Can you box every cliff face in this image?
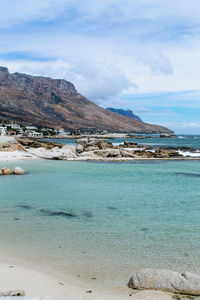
[106,108,142,122]
[0,67,172,133]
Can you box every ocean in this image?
[0,159,200,288]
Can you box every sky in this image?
[0,0,200,133]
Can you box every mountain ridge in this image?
[0,66,172,134]
[106,107,142,122]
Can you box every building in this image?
[28,131,43,137]
[0,126,6,136]
[55,129,69,136]
[6,130,16,136]
[26,126,38,130]
[10,123,21,130]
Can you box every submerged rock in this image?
[128,268,200,296]
[13,167,26,175]
[40,209,76,218]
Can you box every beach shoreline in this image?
[0,260,174,299]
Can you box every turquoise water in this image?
[109,134,200,150]
[46,134,200,150]
[0,160,200,287]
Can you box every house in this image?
[55,129,69,136]
[28,131,43,137]
[26,125,38,130]
[6,130,16,136]
[0,126,6,136]
[10,123,21,130]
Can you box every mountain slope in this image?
[106,108,142,122]
[0,67,172,133]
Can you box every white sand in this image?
[0,151,37,161]
[0,262,175,300]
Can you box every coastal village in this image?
[0,121,69,137]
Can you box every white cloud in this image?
[0,0,200,134]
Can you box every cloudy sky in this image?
[0,0,200,133]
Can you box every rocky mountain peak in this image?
[0,66,173,133]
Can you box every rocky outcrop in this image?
[0,66,172,133]
[16,138,63,150]
[76,138,113,153]
[153,149,182,158]
[128,268,200,296]
[0,136,25,152]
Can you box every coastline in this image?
[0,156,199,299]
[0,150,200,162]
[0,261,173,299]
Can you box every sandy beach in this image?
[0,262,174,299]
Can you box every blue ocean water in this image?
[109,134,200,150]
[0,159,200,287]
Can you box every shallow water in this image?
[0,159,200,287]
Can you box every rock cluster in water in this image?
[128,268,200,296]
[0,167,26,175]
[75,138,182,159]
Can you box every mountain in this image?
[106,108,142,122]
[0,66,172,133]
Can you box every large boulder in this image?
[128,268,200,296]
[153,149,182,158]
[1,167,13,175]
[13,167,26,175]
[94,149,121,158]
[120,149,137,158]
[123,141,142,148]
[76,143,84,154]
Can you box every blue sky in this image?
[0,0,200,133]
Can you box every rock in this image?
[160,134,177,138]
[133,150,154,158]
[128,268,200,296]
[153,149,182,158]
[0,290,25,296]
[77,138,113,152]
[77,138,89,147]
[13,167,26,175]
[120,149,137,158]
[7,144,26,151]
[1,167,13,175]
[17,138,63,150]
[94,149,121,158]
[123,141,141,148]
[76,143,84,154]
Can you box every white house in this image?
[28,131,43,137]
[55,129,69,136]
[26,126,38,130]
[10,123,21,130]
[0,126,6,136]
